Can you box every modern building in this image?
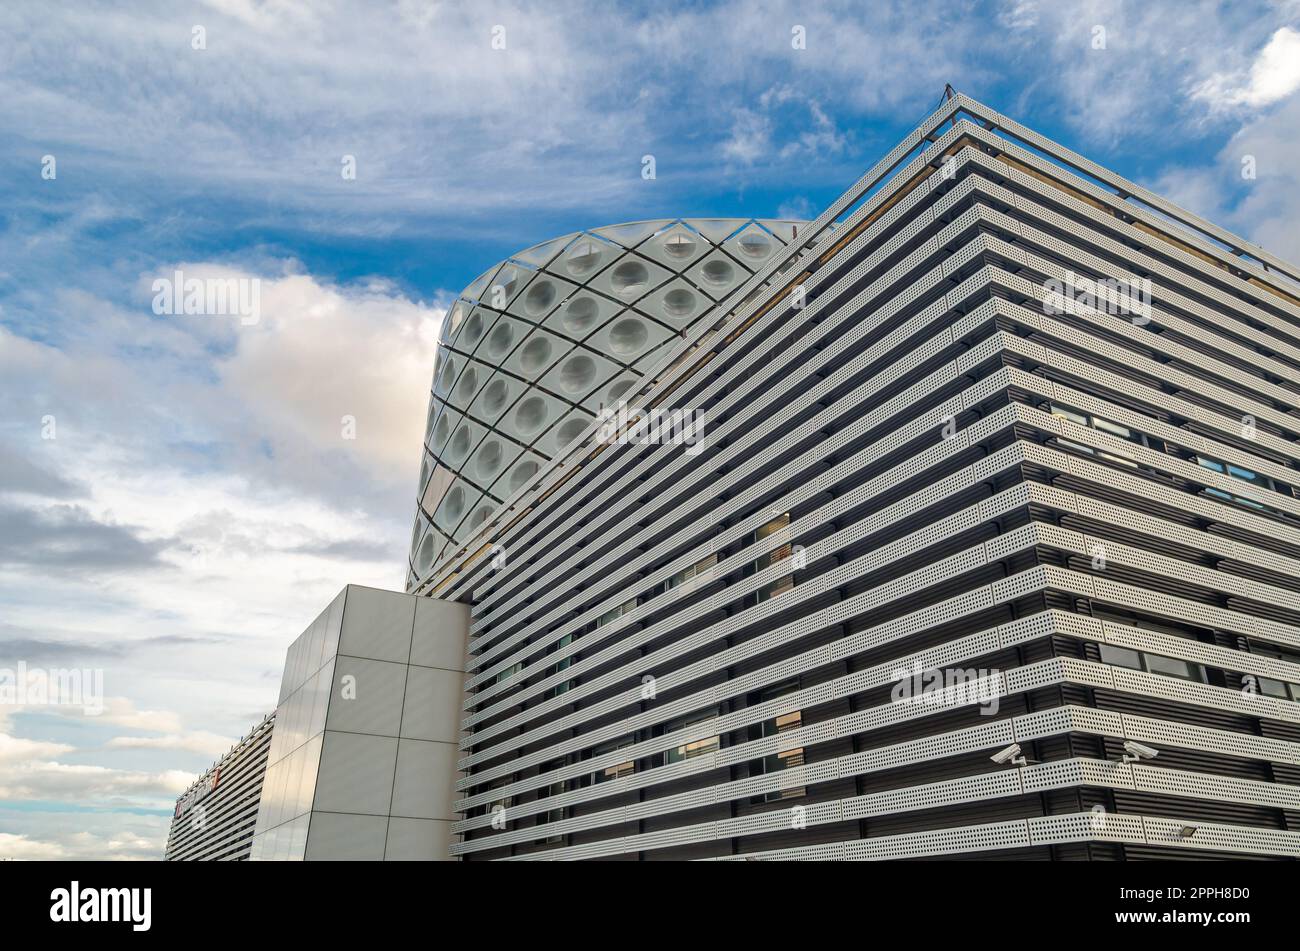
[194,92,1300,861]
[164,712,275,861]
[412,93,1300,860]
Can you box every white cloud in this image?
[722,109,772,165]
[1211,94,1300,264]
[0,761,193,803]
[0,832,67,860]
[1194,27,1300,110]
[1148,165,1230,226]
[999,0,1040,30]
[0,730,192,804]
[1140,91,1300,268]
[210,268,444,482]
[0,824,170,862]
[985,2,1300,145]
[93,698,186,734]
[105,731,236,757]
[0,733,73,765]
[776,196,815,220]
[0,2,655,224]
[0,260,443,857]
[721,87,846,168]
[2,695,200,739]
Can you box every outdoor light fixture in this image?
[1179,826,1199,839]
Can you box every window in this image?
[751,514,795,603]
[1255,676,1300,702]
[486,776,514,815]
[543,633,576,699]
[596,598,638,629]
[1052,405,1088,427]
[1142,653,1203,682]
[646,553,720,599]
[1196,455,1281,513]
[591,737,635,784]
[1092,417,1134,440]
[761,711,806,801]
[666,553,718,592]
[536,759,567,843]
[750,680,805,801]
[1196,456,1266,484]
[1226,462,1270,489]
[1098,643,1142,671]
[663,708,720,765]
[1048,403,1141,468]
[1204,485,1265,509]
[1098,643,1206,683]
[494,661,523,685]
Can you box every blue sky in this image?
[2,0,1300,858]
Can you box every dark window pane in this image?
[1144,653,1202,681]
[1099,644,1142,670]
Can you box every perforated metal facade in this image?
[408,217,811,585]
[165,713,275,861]
[412,95,1300,860]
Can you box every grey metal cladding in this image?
[433,95,1300,860]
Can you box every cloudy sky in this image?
[2,0,1300,860]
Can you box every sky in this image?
[2,0,1300,860]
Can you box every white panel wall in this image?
[251,584,469,861]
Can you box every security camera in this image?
[990,743,1026,766]
[1122,740,1159,763]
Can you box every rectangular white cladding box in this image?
[249,585,469,861]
